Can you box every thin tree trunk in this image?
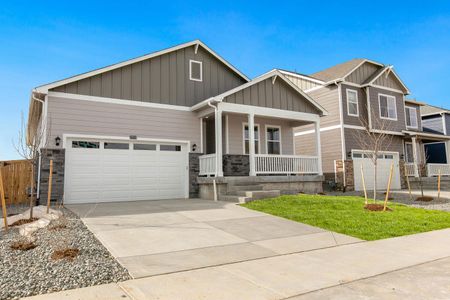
[373,161,378,201]
[29,162,34,219]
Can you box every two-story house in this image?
[282,59,438,191]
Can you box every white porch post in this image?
[215,108,223,177]
[314,120,323,175]
[248,113,256,176]
[412,137,419,177]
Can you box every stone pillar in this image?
[335,159,354,191]
[399,159,407,189]
[189,153,202,198]
[38,148,65,204]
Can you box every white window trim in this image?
[242,123,260,155]
[404,142,414,163]
[265,125,282,155]
[189,60,203,82]
[346,89,359,117]
[378,93,398,121]
[405,106,418,129]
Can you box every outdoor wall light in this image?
[192,143,197,152]
[55,136,61,146]
[347,151,352,159]
[400,154,405,160]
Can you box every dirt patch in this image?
[48,224,67,231]
[10,218,39,227]
[51,248,80,261]
[10,241,37,251]
[416,196,434,202]
[364,204,392,212]
[317,192,327,195]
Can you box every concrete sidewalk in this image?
[25,228,450,300]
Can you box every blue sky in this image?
[1,1,449,159]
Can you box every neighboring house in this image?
[420,104,450,167]
[27,40,327,204]
[281,58,448,191]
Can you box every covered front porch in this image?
[403,131,450,177]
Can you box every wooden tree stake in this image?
[383,163,394,211]
[404,165,413,201]
[46,160,54,214]
[361,165,368,205]
[0,169,8,231]
[438,169,441,201]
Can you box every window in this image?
[384,154,394,159]
[72,141,99,149]
[133,144,156,151]
[266,126,281,155]
[352,152,363,158]
[405,106,418,128]
[379,94,397,120]
[104,142,129,150]
[346,89,359,117]
[189,60,202,82]
[405,143,414,163]
[243,124,260,154]
[160,145,181,151]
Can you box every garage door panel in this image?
[65,139,187,204]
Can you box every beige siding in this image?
[51,46,246,107]
[346,62,381,84]
[295,128,342,179]
[226,114,294,155]
[373,72,405,91]
[224,77,320,114]
[345,128,404,155]
[46,95,201,151]
[283,74,321,90]
[368,87,406,132]
[341,84,369,126]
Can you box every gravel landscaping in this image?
[0,207,131,300]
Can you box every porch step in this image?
[233,190,281,200]
[227,184,264,192]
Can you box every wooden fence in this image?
[0,160,31,205]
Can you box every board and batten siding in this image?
[373,72,405,92]
[226,114,295,155]
[346,62,381,85]
[282,73,321,91]
[45,95,201,150]
[341,84,369,127]
[223,77,320,114]
[50,46,246,107]
[368,86,406,132]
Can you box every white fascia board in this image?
[35,40,249,93]
[370,129,405,136]
[403,130,450,140]
[218,102,320,123]
[295,124,341,136]
[362,67,410,94]
[48,91,192,111]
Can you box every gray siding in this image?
[446,114,450,135]
[346,62,381,84]
[345,128,404,155]
[45,95,201,151]
[405,103,422,131]
[224,77,320,114]
[283,74,321,91]
[226,114,294,155]
[373,72,405,91]
[368,86,406,132]
[341,84,369,126]
[51,46,247,107]
[422,115,444,134]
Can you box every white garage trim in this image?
[63,134,190,203]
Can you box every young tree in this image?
[353,103,394,201]
[13,107,49,219]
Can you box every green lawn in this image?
[242,194,450,241]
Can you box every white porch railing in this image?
[426,164,450,177]
[405,163,418,177]
[255,154,320,175]
[199,154,216,176]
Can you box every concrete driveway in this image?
[68,199,360,278]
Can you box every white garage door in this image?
[353,151,401,192]
[64,139,188,204]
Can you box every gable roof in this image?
[310,58,374,82]
[192,70,328,116]
[34,40,250,93]
[362,66,410,94]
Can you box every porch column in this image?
[314,121,323,175]
[248,113,256,176]
[215,109,224,177]
[412,137,419,177]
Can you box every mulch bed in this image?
[10,241,37,251]
[51,248,80,261]
[416,196,434,202]
[10,218,39,227]
[364,204,392,212]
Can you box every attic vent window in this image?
[189,60,202,82]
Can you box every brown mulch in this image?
[416,196,434,202]
[10,241,37,251]
[48,224,67,231]
[51,248,80,261]
[10,218,39,227]
[364,204,392,212]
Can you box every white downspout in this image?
[32,92,46,201]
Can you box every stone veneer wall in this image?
[399,160,407,189]
[189,153,202,198]
[335,160,354,191]
[38,148,65,204]
[223,155,249,176]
